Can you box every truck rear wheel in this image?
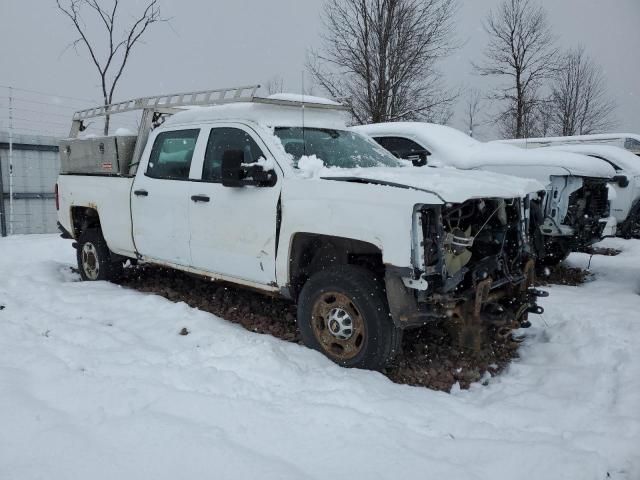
[76,229,123,282]
[297,265,402,370]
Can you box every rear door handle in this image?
[134,189,148,197]
[191,195,210,203]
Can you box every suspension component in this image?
[528,288,549,298]
[528,305,544,315]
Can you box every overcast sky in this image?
[1,0,638,139]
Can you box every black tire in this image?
[297,265,402,370]
[76,228,123,282]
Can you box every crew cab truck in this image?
[56,87,546,370]
[354,122,617,265]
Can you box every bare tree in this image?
[56,0,166,134]
[475,0,558,138]
[548,47,616,136]
[265,76,285,95]
[308,0,459,125]
[531,97,553,137]
[465,88,483,137]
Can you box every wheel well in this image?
[288,233,384,297]
[71,206,101,239]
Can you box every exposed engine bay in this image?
[420,197,531,296]
[386,197,545,351]
[563,177,610,248]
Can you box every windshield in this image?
[274,127,403,168]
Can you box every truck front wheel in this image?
[297,265,402,370]
[76,229,123,282]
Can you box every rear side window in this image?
[374,136,429,166]
[146,129,200,180]
[374,136,429,158]
[202,127,265,182]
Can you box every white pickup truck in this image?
[354,122,616,265]
[56,87,546,370]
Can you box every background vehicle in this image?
[354,122,616,265]
[529,144,640,239]
[56,87,545,370]
[497,133,640,157]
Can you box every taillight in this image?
[55,183,59,211]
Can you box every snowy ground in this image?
[1,235,639,480]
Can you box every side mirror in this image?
[397,150,429,167]
[221,149,244,187]
[613,175,629,188]
[221,150,277,187]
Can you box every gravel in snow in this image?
[0,234,638,479]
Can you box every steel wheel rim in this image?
[311,291,365,361]
[81,242,100,280]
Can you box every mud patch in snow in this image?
[116,265,519,391]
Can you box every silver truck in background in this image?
[498,137,640,239]
[496,133,640,157]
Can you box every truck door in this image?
[188,125,282,285]
[131,128,202,266]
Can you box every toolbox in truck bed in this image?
[59,135,138,175]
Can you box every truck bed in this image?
[57,174,136,257]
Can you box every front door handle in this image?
[134,189,148,197]
[191,195,210,203]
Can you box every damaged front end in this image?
[385,197,547,351]
[541,176,613,250]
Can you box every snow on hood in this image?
[545,145,640,176]
[319,165,544,203]
[353,122,616,179]
[460,142,616,178]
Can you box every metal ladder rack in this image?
[67,84,347,175]
[71,85,261,123]
[69,85,262,174]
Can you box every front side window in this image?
[273,127,402,169]
[146,129,199,180]
[203,127,265,182]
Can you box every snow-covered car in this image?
[56,88,546,370]
[527,145,640,238]
[353,122,617,265]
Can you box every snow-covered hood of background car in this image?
[319,166,544,204]
[460,143,617,178]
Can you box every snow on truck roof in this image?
[164,94,349,129]
[354,122,616,179]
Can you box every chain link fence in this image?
[0,131,60,236]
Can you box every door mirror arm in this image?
[402,150,430,167]
[613,175,629,188]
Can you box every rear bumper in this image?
[57,221,73,239]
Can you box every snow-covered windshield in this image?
[274,127,403,168]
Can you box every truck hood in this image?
[320,166,544,204]
[459,143,617,179]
